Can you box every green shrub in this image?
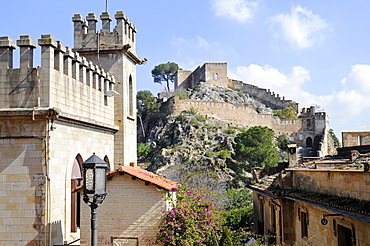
[188,106,198,115]
[218,150,231,159]
[222,206,254,230]
[226,126,236,134]
[174,91,189,100]
[190,118,199,128]
[137,143,152,158]
[205,151,217,157]
[195,114,207,122]
[175,113,186,122]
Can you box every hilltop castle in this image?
[164,62,334,158]
[0,11,148,245]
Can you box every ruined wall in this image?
[163,96,301,137]
[175,63,228,91]
[80,175,168,246]
[161,95,332,156]
[231,80,297,111]
[342,131,370,147]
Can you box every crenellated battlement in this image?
[72,11,137,52]
[0,34,116,124]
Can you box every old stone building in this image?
[249,144,370,245]
[342,131,370,147]
[74,165,179,246]
[0,10,151,245]
[170,62,334,158]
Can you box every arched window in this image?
[71,155,83,233]
[104,155,111,172]
[306,137,313,148]
[214,73,218,80]
[129,75,133,116]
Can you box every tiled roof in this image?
[72,165,180,193]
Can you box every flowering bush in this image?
[156,188,222,245]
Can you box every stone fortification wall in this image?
[175,63,228,91]
[72,11,145,167]
[342,131,370,147]
[231,80,297,111]
[162,96,301,137]
[73,11,137,52]
[0,35,116,125]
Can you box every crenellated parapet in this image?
[0,34,116,124]
[72,11,137,53]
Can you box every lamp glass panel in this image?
[95,168,106,194]
[85,168,94,191]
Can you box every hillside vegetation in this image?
[137,84,289,191]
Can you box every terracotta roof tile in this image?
[115,166,180,191]
[72,166,180,193]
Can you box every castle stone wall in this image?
[0,35,116,126]
[165,96,301,137]
[342,131,370,147]
[73,11,144,167]
[232,80,297,111]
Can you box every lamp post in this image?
[82,153,108,246]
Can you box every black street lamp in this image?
[82,153,108,246]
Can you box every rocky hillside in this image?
[140,111,249,191]
[138,84,287,191]
[186,83,274,114]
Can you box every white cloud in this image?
[269,5,330,49]
[210,0,259,22]
[231,63,370,134]
[335,65,370,117]
[232,64,311,103]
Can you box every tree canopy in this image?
[151,62,180,91]
[233,126,279,168]
[136,90,160,119]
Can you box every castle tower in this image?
[72,11,147,167]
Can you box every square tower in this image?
[72,11,147,167]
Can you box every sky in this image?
[1,0,370,140]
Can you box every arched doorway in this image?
[306,137,313,149]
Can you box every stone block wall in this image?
[0,118,47,246]
[73,11,142,167]
[231,80,297,111]
[79,174,168,246]
[292,200,370,245]
[0,114,116,245]
[0,35,116,126]
[342,132,370,147]
[164,96,301,137]
[292,169,370,201]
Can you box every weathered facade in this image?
[249,146,370,245]
[342,131,370,147]
[0,11,146,245]
[171,62,333,157]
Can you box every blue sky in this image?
[2,0,370,140]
